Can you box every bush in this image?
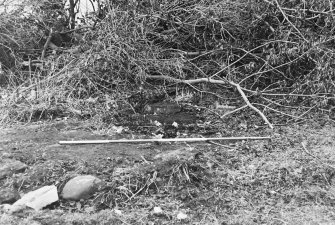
[0,0,334,123]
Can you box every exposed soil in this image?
[1,118,335,225]
[0,120,159,162]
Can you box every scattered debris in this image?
[61,175,104,201]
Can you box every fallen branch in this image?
[59,136,271,145]
[145,74,274,129]
[230,81,274,129]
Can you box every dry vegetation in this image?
[0,0,334,124]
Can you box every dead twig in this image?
[273,0,307,42]
[253,103,309,121]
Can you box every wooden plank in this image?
[59,136,271,145]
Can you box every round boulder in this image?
[61,175,103,201]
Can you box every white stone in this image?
[153,206,163,214]
[177,212,188,220]
[12,185,58,211]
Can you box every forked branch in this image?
[145,74,274,129]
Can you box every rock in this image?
[0,159,28,179]
[61,175,104,200]
[0,188,20,204]
[25,185,59,211]
[6,185,58,213]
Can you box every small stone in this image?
[0,188,20,204]
[177,212,188,220]
[61,175,104,200]
[153,206,163,214]
[0,159,28,179]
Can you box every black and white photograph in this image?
[0,0,334,224]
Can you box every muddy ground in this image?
[1,119,335,224]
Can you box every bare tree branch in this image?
[145,74,274,129]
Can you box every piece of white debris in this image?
[172,121,178,128]
[114,209,122,215]
[112,125,124,134]
[152,133,163,139]
[153,206,163,214]
[7,185,58,213]
[177,212,188,220]
[154,121,162,127]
